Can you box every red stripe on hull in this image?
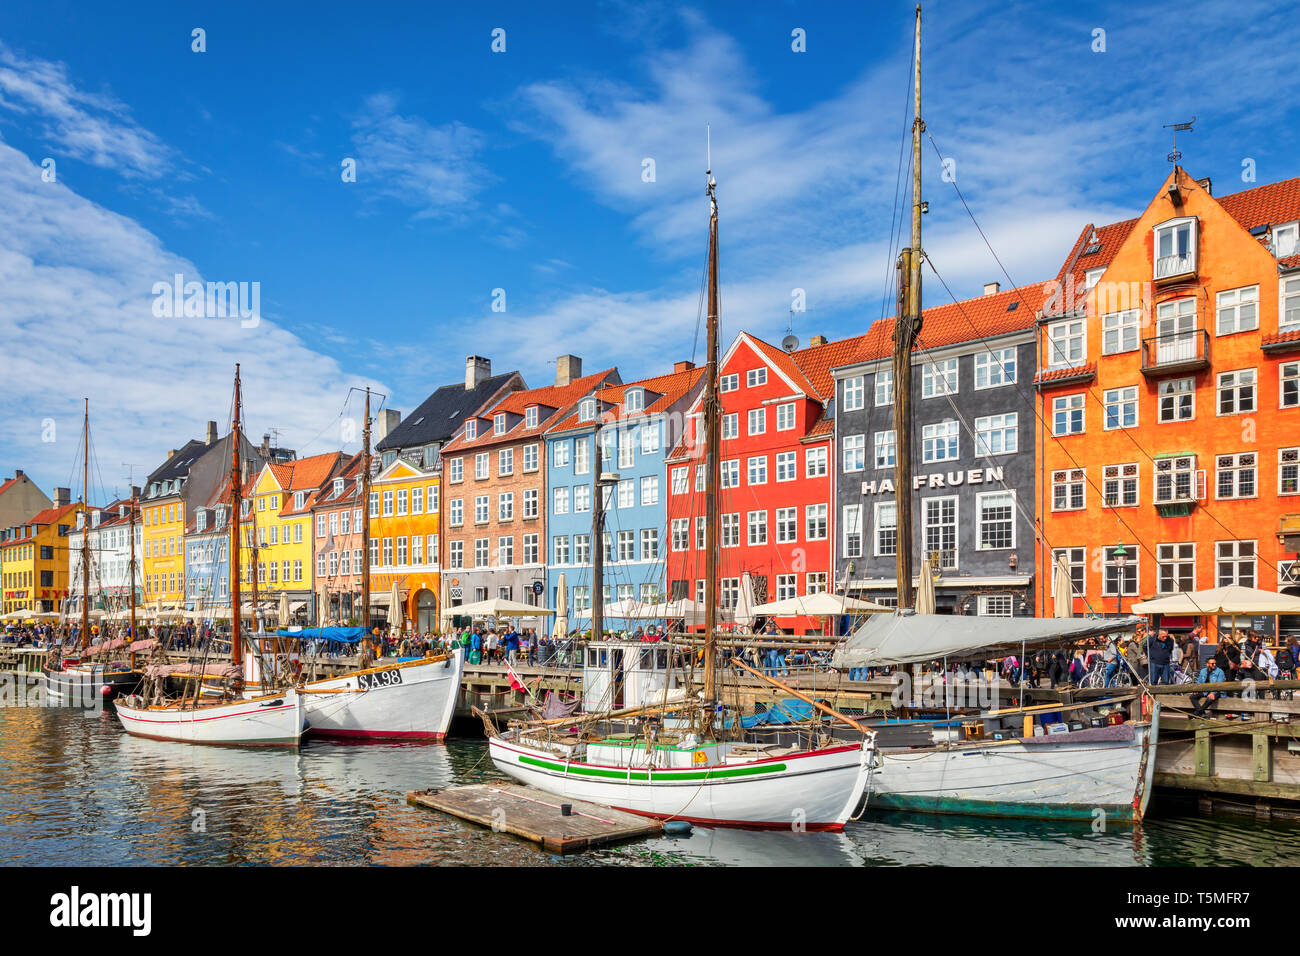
[611,805,846,832]
[117,730,300,748]
[308,727,448,741]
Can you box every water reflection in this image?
[3,708,1300,866]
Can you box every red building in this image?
[666,331,865,633]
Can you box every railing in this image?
[1155,253,1195,280]
[1141,328,1209,373]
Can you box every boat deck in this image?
[406,784,662,853]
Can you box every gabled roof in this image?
[443,368,620,453]
[1054,218,1139,293]
[4,502,81,545]
[376,371,521,452]
[306,452,364,510]
[144,439,208,494]
[546,365,705,434]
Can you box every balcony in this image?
[1141,329,1209,377]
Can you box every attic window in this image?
[1274,223,1299,259]
[1083,243,1103,256]
[525,406,538,429]
[412,416,424,426]
[1006,301,1019,312]
[494,413,507,436]
[625,388,645,412]
[465,420,477,440]
[333,478,344,496]
[1249,224,1269,237]
[579,398,597,422]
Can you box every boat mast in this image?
[128,491,137,641]
[702,149,721,709]
[893,4,924,610]
[230,365,244,671]
[591,442,606,642]
[361,387,372,634]
[80,399,90,649]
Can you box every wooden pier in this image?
[406,784,662,853]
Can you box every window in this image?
[473,495,488,523]
[1154,455,1199,503]
[411,535,423,565]
[618,435,635,469]
[1215,452,1257,499]
[1218,369,1256,415]
[974,413,1017,456]
[411,487,424,515]
[1052,469,1086,511]
[1158,377,1195,422]
[474,538,489,567]
[316,514,327,538]
[974,347,1016,388]
[671,519,689,552]
[776,403,796,431]
[1281,362,1300,409]
[806,572,828,595]
[1283,276,1300,329]
[553,487,570,515]
[720,373,739,392]
[641,426,659,454]
[978,595,1014,617]
[843,434,865,472]
[776,452,797,482]
[721,514,740,548]
[747,456,768,485]
[1101,310,1140,355]
[1052,547,1086,599]
[921,420,959,463]
[641,528,659,559]
[523,489,538,518]
[976,491,1015,550]
[382,538,393,566]
[746,368,767,388]
[873,430,896,468]
[1103,546,1138,597]
[574,440,590,475]
[449,498,463,526]
[695,516,706,550]
[525,406,538,429]
[382,491,393,516]
[640,475,659,505]
[1104,386,1138,430]
[922,497,958,569]
[396,536,408,566]
[1046,319,1086,368]
[464,420,477,440]
[625,389,644,413]
[842,504,862,557]
[498,536,513,566]
[1274,223,1299,258]
[875,370,894,406]
[1154,217,1196,278]
[617,479,634,508]
[448,541,463,568]
[499,492,515,520]
[499,448,514,476]
[806,446,827,478]
[579,399,596,422]
[1103,463,1139,507]
[449,458,463,483]
[776,507,797,543]
[396,489,409,515]
[671,467,688,495]
[1052,394,1085,435]
[553,441,570,468]
[1216,285,1258,335]
[806,503,827,540]
[843,376,865,410]
[721,413,738,440]
[770,574,793,601]
[1158,543,1195,593]
[922,358,958,398]
[573,534,591,563]
[1280,447,1300,495]
[747,510,767,546]
[470,453,488,480]
[747,408,766,436]
[1217,540,1256,587]
[721,460,739,489]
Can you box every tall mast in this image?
[230,365,244,670]
[128,491,137,641]
[80,398,90,648]
[361,387,372,632]
[702,154,721,709]
[893,4,923,610]
[591,454,606,642]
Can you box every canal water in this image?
[2,707,1297,866]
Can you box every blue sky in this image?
[1,0,1297,504]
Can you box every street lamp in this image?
[1113,542,1128,617]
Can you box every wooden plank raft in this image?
[406,785,662,854]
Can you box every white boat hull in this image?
[869,710,1159,822]
[489,735,874,831]
[113,690,306,747]
[301,651,464,740]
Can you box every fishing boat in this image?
[114,365,306,747]
[487,159,876,831]
[835,612,1160,822]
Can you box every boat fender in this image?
[663,821,692,837]
[100,685,112,696]
[692,750,707,765]
[261,698,285,707]
[444,656,451,669]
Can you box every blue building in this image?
[184,499,232,617]
[544,363,704,633]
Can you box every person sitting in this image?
[1190,658,1227,717]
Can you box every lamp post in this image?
[1113,542,1128,618]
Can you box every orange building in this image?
[1036,169,1300,623]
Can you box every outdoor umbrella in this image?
[389,583,403,632]
[915,561,937,615]
[552,573,568,639]
[1131,585,1300,615]
[1053,552,1074,618]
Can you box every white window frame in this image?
[1216,285,1259,336]
[973,347,1016,389]
[975,490,1015,551]
[1102,310,1140,355]
[1103,386,1139,431]
[1153,217,1197,279]
[921,358,959,398]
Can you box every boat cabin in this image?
[581,640,681,713]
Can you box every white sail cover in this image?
[831,611,1142,668]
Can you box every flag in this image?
[506,660,535,700]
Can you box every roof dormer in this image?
[624,387,645,413]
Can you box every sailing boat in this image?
[835,6,1159,822]
[114,366,306,746]
[486,161,876,830]
[43,400,139,704]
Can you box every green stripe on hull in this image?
[517,754,788,782]
[867,792,1136,823]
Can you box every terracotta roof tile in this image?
[1034,362,1097,384]
[443,368,619,452]
[547,366,705,434]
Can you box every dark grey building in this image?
[831,284,1040,616]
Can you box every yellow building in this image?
[142,493,187,607]
[367,457,442,631]
[240,452,344,624]
[1,502,82,616]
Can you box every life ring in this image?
[692,750,707,765]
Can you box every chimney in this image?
[206,420,218,445]
[167,449,177,461]
[555,354,582,387]
[984,282,1000,296]
[466,355,491,390]
[1196,177,1212,196]
[673,360,695,373]
[260,434,271,457]
[130,485,141,500]
[375,409,402,444]
[53,487,70,506]
[809,335,828,347]
[13,470,23,479]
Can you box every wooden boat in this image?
[486,165,876,830]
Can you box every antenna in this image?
[782,308,799,352]
[1162,117,1196,165]
[705,124,716,197]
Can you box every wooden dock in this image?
[406,784,662,853]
